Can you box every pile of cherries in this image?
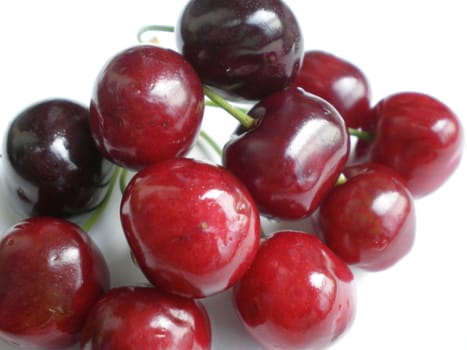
[0,1,464,349]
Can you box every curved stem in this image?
[119,168,129,194]
[348,127,373,142]
[199,130,223,157]
[203,86,256,129]
[81,166,121,232]
[137,24,175,43]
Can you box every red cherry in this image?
[291,50,371,128]
[314,163,416,271]
[353,92,464,197]
[80,286,211,350]
[0,217,110,349]
[120,158,261,298]
[234,231,356,350]
[223,88,350,220]
[89,45,205,170]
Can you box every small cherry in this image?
[80,286,212,350]
[90,45,205,170]
[291,50,371,128]
[314,162,416,271]
[234,230,356,350]
[120,158,261,298]
[223,87,350,220]
[352,91,464,197]
[0,217,110,349]
[176,0,304,101]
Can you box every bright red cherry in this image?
[0,217,110,349]
[353,92,464,197]
[314,163,416,271]
[234,231,356,350]
[80,286,212,350]
[120,158,261,298]
[89,45,205,171]
[176,0,304,101]
[4,99,113,218]
[291,50,371,128]
[223,88,350,220]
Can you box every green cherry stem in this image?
[348,127,373,142]
[199,130,223,157]
[203,86,256,129]
[81,166,121,232]
[137,24,175,42]
[119,168,130,194]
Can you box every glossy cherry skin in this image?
[0,217,110,349]
[234,231,356,350]
[223,88,350,220]
[4,99,113,218]
[176,0,304,101]
[353,92,464,197]
[80,286,211,350]
[90,45,205,170]
[291,50,371,128]
[314,163,416,271]
[120,158,261,298]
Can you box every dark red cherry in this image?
[80,286,211,350]
[4,99,113,218]
[90,45,205,170]
[120,158,261,298]
[353,92,464,197]
[314,163,416,271]
[0,217,110,349]
[176,0,304,101]
[223,88,350,220]
[291,50,371,128]
[234,231,356,350]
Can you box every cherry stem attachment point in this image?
[81,166,121,232]
[203,86,256,129]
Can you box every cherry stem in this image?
[119,168,129,194]
[137,24,175,42]
[81,166,121,232]
[203,86,256,129]
[348,127,373,142]
[199,130,223,157]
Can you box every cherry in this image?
[3,99,113,218]
[234,231,356,350]
[291,50,371,128]
[352,92,464,197]
[223,87,350,220]
[176,0,304,101]
[314,162,416,271]
[0,217,110,349]
[80,286,211,350]
[120,158,261,298]
[89,45,205,171]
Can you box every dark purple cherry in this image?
[223,88,350,220]
[4,99,113,218]
[90,45,204,171]
[291,50,371,128]
[176,0,304,101]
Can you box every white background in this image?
[0,1,466,349]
